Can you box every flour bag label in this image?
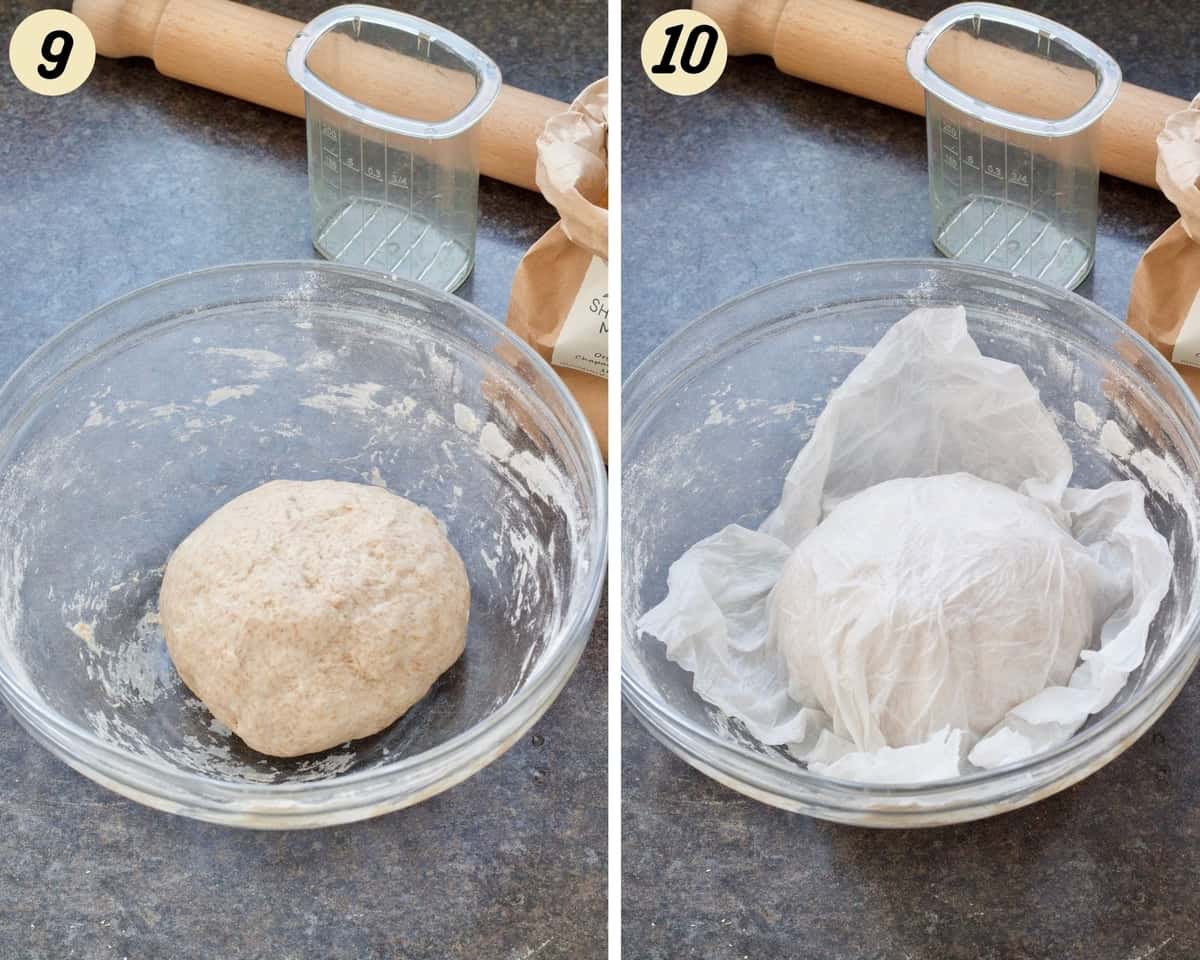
[1171,290,1200,369]
[552,255,609,379]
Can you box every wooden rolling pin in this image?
[694,0,1190,189]
[72,0,569,191]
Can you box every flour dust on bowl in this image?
[286,5,501,291]
[0,262,605,828]
[622,260,1200,827]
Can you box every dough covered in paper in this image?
[637,307,1172,783]
[770,473,1123,752]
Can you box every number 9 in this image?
[37,29,74,81]
[9,10,96,96]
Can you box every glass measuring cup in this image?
[286,6,501,292]
[906,3,1121,289]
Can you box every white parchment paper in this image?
[637,307,1172,783]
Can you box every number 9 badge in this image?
[9,9,96,96]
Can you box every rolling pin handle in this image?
[73,0,171,60]
[693,0,789,56]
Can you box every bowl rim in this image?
[0,260,608,815]
[621,257,1200,818]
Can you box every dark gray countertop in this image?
[0,2,606,958]
[622,1,1200,958]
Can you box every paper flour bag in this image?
[507,78,608,459]
[1128,94,1200,395]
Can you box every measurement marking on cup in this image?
[941,196,1004,252]
[387,221,433,273]
[1010,218,1053,273]
[362,210,413,266]
[321,201,357,236]
[416,241,455,283]
[1037,237,1078,282]
[332,205,383,259]
[981,207,1033,262]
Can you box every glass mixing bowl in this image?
[623,259,1200,827]
[0,262,606,828]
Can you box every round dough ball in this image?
[160,479,469,757]
[769,473,1109,752]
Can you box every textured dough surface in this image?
[160,479,469,757]
[769,473,1109,752]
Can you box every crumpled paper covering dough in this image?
[771,473,1126,754]
[638,307,1172,783]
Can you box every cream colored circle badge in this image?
[9,10,96,96]
[641,10,728,97]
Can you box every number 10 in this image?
[649,23,718,75]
